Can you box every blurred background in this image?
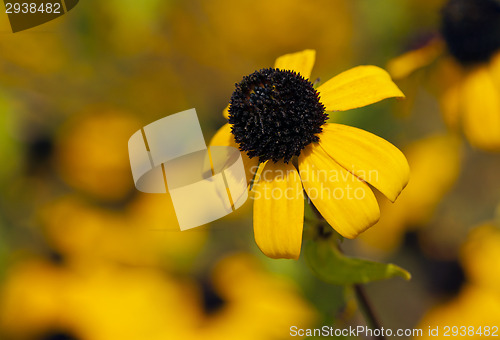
[0,0,499,339]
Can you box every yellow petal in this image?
[462,65,500,151]
[253,161,304,259]
[249,160,268,192]
[298,143,380,239]
[209,123,233,147]
[209,123,259,185]
[223,105,230,119]
[274,49,316,80]
[319,124,409,202]
[387,39,444,79]
[317,65,405,111]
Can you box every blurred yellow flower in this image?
[55,108,141,201]
[0,260,199,340]
[127,193,209,265]
[198,254,317,340]
[211,50,409,259]
[416,223,500,339]
[0,254,316,340]
[460,223,500,290]
[416,285,500,339]
[40,194,207,268]
[388,0,500,151]
[358,134,462,255]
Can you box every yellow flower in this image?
[387,0,500,151]
[211,50,409,260]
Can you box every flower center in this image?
[228,68,328,163]
[441,0,500,64]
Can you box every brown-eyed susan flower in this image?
[388,0,500,151]
[210,50,410,260]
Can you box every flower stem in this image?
[354,284,385,340]
[305,198,386,339]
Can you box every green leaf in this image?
[303,237,411,285]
